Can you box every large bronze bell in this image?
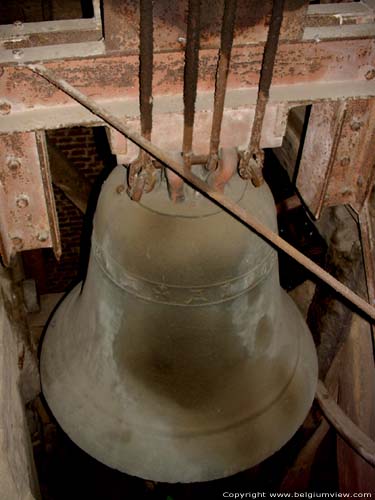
[41,163,318,483]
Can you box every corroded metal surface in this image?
[0,131,60,265]
[297,98,375,218]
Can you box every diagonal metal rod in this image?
[27,63,375,323]
[207,0,237,172]
[182,0,201,169]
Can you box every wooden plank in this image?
[336,314,375,492]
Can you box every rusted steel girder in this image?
[297,99,375,217]
[0,131,60,265]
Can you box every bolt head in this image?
[11,237,23,250]
[37,231,49,242]
[350,121,361,132]
[12,49,24,59]
[0,101,11,115]
[340,157,350,167]
[365,69,375,80]
[7,157,21,171]
[116,184,125,194]
[16,195,29,208]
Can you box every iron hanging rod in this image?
[139,0,153,141]
[27,63,375,323]
[239,0,286,185]
[127,0,155,201]
[207,0,237,172]
[182,0,201,169]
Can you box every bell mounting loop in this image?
[238,149,265,187]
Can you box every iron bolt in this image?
[340,157,350,167]
[12,49,24,59]
[7,158,21,171]
[11,237,24,250]
[350,121,361,132]
[0,101,11,115]
[16,195,29,208]
[37,231,49,242]
[365,69,375,80]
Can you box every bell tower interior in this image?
[0,0,374,497]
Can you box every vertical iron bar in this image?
[127,0,155,201]
[240,0,286,184]
[207,0,237,172]
[183,0,201,169]
[139,0,153,142]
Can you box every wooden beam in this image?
[46,140,91,214]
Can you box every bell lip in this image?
[40,288,318,484]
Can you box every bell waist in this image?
[91,235,278,307]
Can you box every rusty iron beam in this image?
[2,37,373,136]
[0,131,60,265]
[25,64,375,322]
[207,0,237,171]
[297,99,375,218]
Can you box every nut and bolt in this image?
[350,121,362,132]
[7,158,21,171]
[12,49,24,59]
[11,237,24,250]
[16,195,29,209]
[37,231,49,242]
[0,101,11,115]
[340,157,350,167]
[365,69,375,80]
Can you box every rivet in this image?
[0,101,11,115]
[350,121,361,132]
[16,195,29,208]
[37,231,49,242]
[116,184,125,194]
[11,237,24,250]
[12,49,24,59]
[365,69,375,80]
[340,157,350,167]
[7,157,21,171]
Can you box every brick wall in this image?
[43,127,107,293]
